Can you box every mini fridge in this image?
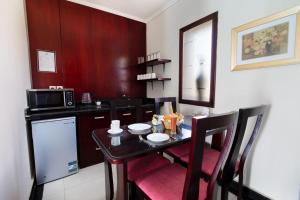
[31,117,78,185]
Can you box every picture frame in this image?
[37,50,57,73]
[179,12,218,107]
[231,6,300,71]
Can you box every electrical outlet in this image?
[49,86,57,89]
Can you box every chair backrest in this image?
[154,97,177,114]
[182,112,239,200]
[221,105,268,184]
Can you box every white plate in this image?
[128,123,151,131]
[107,128,123,135]
[147,133,170,143]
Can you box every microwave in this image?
[27,89,75,111]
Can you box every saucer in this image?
[107,128,123,135]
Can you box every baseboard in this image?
[229,181,271,200]
[29,180,44,200]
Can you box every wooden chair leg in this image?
[238,171,244,200]
[221,185,229,200]
[128,181,136,200]
[104,160,114,200]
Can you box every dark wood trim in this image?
[104,160,114,200]
[179,11,218,107]
[116,163,128,200]
[229,181,271,200]
[29,180,44,200]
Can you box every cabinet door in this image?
[141,107,155,122]
[116,109,137,125]
[78,112,111,168]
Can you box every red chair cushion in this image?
[165,142,191,158]
[127,153,170,181]
[135,163,207,200]
[235,160,240,173]
[181,146,220,176]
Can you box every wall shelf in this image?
[138,59,171,72]
[138,77,171,89]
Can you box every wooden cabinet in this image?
[26,0,146,98]
[116,108,137,125]
[25,0,64,88]
[140,106,155,122]
[78,111,111,168]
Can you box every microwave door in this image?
[29,91,65,111]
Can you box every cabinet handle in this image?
[145,111,153,114]
[95,147,101,151]
[122,113,132,116]
[94,116,105,120]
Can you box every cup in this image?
[170,116,177,134]
[95,101,101,106]
[157,51,161,59]
[111,136,121,146]
[111,120,120,130]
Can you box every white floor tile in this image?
[63,163,104,189]
[43,179,64,200]
[43,192,65,200]
[43,163,107,200]
[64,178,106,200]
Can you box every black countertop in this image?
[25,104,112,121]
[25,102,155,121]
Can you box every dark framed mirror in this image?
[179,12,218,107]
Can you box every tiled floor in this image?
[42,163,116,200]
[42,162,236,200]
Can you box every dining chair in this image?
[220,105,267,200]
[154,97,177,114]
[133,112,239,200]
[165,122,225,166]
[178,105,267,200]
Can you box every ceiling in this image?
[68,0,178,22]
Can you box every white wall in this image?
[0,0,33,199]
[147,0,300,199]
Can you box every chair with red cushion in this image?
[134,112,239,200]
[165,120,225,165]
[154,97,177,114]
[154,97,188,161]
[126,153,171,199]
[221,105,268,200]
[127,153,170,181]
[104,153,171,200]
[179,105,267,200]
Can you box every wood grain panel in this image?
[26,0,146,99]
[91,10,146,98]
[60,1,94,100]
[26,0,63,88]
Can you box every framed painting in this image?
[231,6,300,71]
[179,12,218,107]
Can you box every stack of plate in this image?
[128,123,152,135]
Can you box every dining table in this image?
[92,118,193,200]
